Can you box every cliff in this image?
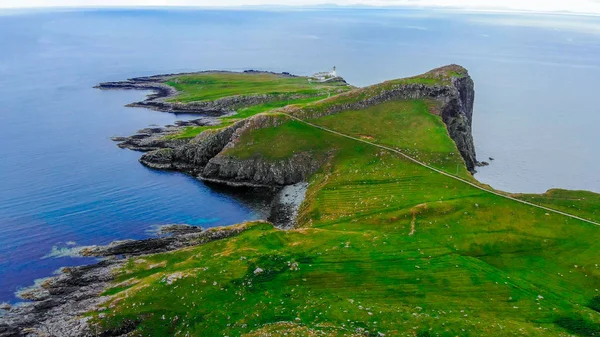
[139,65,478,187]
[140,114,329,186]
[290,64,477,171]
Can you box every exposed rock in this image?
[201,152,325,187]
[0,224,254,337]
[171,120,250,171]
[139,148,176,169]
[157,224,203,236]
[445,74,477,172]
[96,70,316,115]
[80,223,250,258]
[268,182,309,229]
[110,117,219,152]
[0,260,118,337]
[140,113,327,187]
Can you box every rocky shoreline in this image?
[110,117,220,151]
[95,70,301,115]
[0,224,259,337]
[0,185,305,337]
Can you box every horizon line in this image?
[1,4,599,17]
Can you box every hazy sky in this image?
[2,0,600,14]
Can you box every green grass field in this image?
[166,95,331,140]
[163,72,351,139]
[91,68,600,336]
[166,72,348,103]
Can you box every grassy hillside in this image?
[91,68,600,336]
[166,72,348,104]
[164,72,352,139]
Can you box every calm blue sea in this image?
[0,7,599,303]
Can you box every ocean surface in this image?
[1,8,599,303]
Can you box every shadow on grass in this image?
[555,316,600,336]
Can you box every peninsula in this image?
[2,65,600,337]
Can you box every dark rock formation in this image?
[444,74,477,172]
[109,118,218,151]
[128,92,315,115]
[140,115,327,187]
[201,152,325,186]
[0,260,118,337]
[79,224,249,258]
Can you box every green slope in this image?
[164,72,351,139]
[91,68,600,337]
[166,72,349,103]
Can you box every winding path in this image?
[283,113,600,227]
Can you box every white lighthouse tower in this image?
[312,66,339,82]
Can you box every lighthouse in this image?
[331,66,337,77]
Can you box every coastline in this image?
[95,70,301,115]
[0,223,266,337]
[0,186,307,337]
[1,66,478,336]
[1,71,316,337]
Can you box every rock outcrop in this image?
[110,118,218,151]
[140,114,326,187]
[444,74,477,172]
[201,152,325,186]
[140,120,249,172]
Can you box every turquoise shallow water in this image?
[0,8,599,303]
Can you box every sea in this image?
[1,7,599,303]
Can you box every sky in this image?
[1,0,600,15]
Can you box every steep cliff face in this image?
[443,75,477,171]
[202,152,325,186]
[140,120,247,171]
[140,114,326,186]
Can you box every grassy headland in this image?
[163,72,351,139]
[90,66,600,336]
[166,72,349,103]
